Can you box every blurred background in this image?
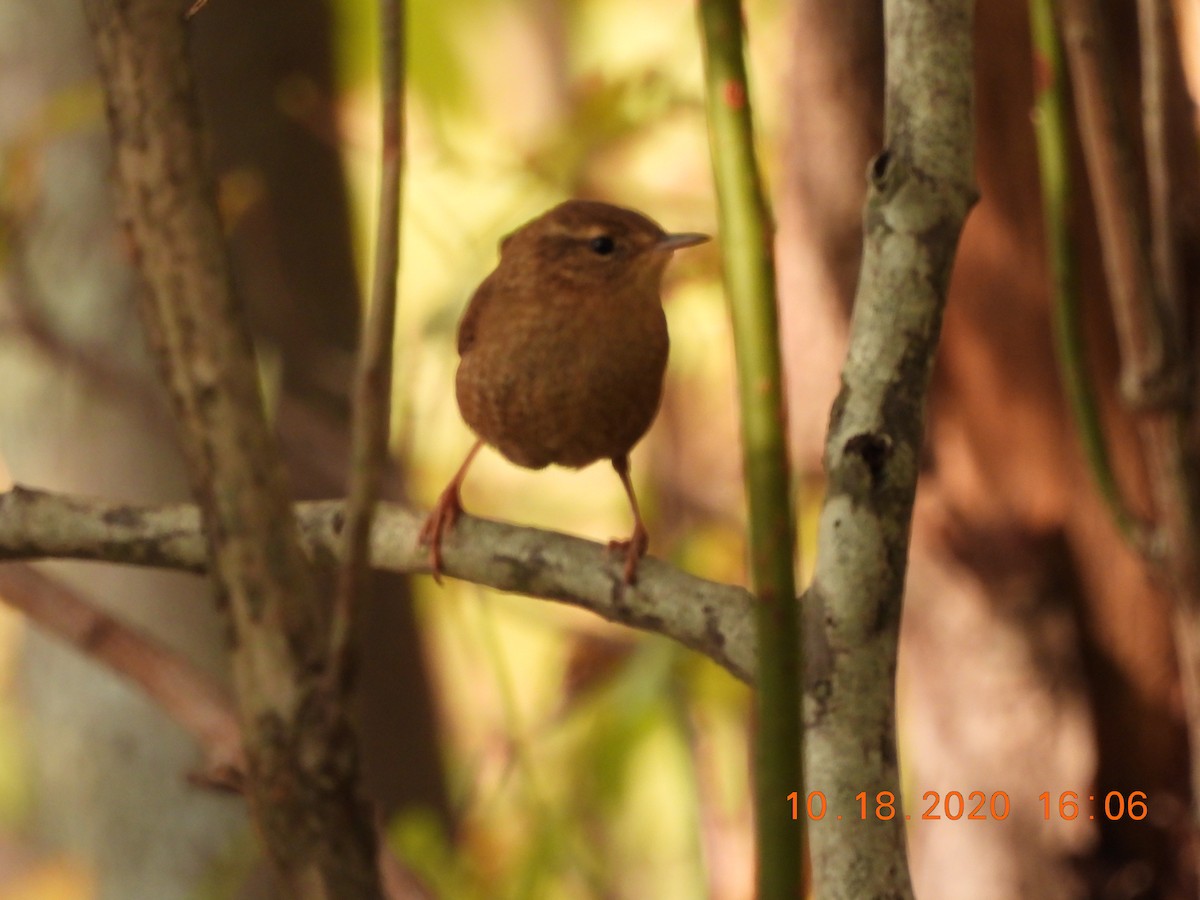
[2,0,1199,897]
[0,0,782,897]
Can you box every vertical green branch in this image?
[1029,0,1142,543]
[697,2,803,897]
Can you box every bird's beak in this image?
[657,232,710,252]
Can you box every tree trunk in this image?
[0,0,447,892]
[779,0,1193,895]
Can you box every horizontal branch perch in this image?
[0,486,757,682]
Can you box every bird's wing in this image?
[456,275,495,356]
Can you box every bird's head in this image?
[497,199,709,296]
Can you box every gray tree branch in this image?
[805,0,977,895]
[0,486,758,683]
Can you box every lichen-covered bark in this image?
[0,487,759,682]
[805,0,977,896]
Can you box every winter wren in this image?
[419,199,709,584]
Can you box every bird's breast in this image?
[455,294,668,469]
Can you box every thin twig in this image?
[0,563,245,789]
[1137,0,1185,354]
[329,0,405,695]
[1059,0,1200,860]
[697,2,802,896]
[1029,0,1147,545]
[1056,0,1200,638]
[1056,0,1173,407]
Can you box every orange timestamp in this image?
[786,790,1149,822]
[787,790,1010,821]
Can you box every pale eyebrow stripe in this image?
[546,224,612,241]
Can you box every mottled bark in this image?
[780,0,1195,895]
[82,0,381,894]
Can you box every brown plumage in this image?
[419,199,708,584]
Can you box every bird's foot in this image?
[607,525,648,586]
[418,485,463,585]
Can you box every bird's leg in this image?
[419,440,483,584]
[608,455,649,585]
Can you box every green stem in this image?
[1029,0,1143,544]
[697,2,803,897]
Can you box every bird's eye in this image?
[589,235,616,256]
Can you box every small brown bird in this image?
[419,199,709,584]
